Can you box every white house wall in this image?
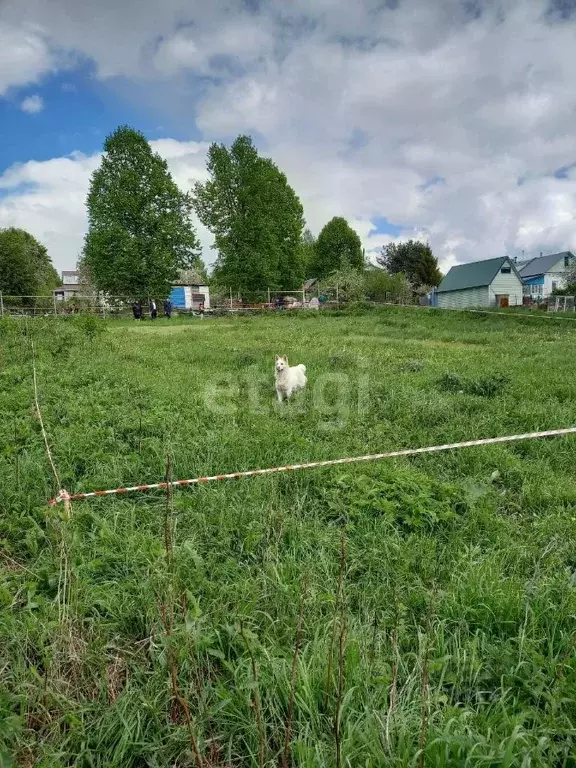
[544,258,573,294]
[178,284,211,309]
[200,286,210,309]
[488,269,524,306]
[437,286,489,309]
[521,256,575,298]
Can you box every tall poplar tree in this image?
[193,135,304,292]
[82,126,203,300]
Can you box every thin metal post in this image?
[53,293,57,316]
[230,287,233,312]
[336,286,339,307]
[0,292,3,318]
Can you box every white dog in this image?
[275,355,307,402]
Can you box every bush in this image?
[74,314,106,342]
[321,469,467,532]
[319,263,365,303]
[364,268,411,303]
[439,372,509,398]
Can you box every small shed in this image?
[437,257,523,309]
[169,284,210,310]
[169,269,210,310]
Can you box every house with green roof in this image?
[437,256,523,309]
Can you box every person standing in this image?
[132,301,142,320]
[150,299,157,319]
[164,298,172,318]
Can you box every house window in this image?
[552,281,558,292]
[523,284,543,296]
[565,255,570,267]
[501,265,511,273]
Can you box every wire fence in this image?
[0,294,203,319]
[0,288,344,317]
[2,290,576,319]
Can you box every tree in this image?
[319,262,365,303]
[364,267,412,303]
[193,135,304,293]
[561,265,576,295]
[82,126,203,301]
[310,217,363,279]
[298,228,317,278]
[0,228,59,303]
[377,239,442,287]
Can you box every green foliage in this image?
[74,314,106,342]
[2,309,576,765]
[83,126,203,301]
[0,228,59,302]
[323,469,467,531]
[439,372,509,397]
[558,266,576,295]
[297,228,316,279]
[193,135,304,292]
[378,239,442,287]
[310,216,363,278]
[319,262,365,302]
[364,267,412,302]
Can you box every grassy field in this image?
[2,307,576,767]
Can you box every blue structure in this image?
[169,286,186,309]
[517,251,575,299]
[522,275,545,287]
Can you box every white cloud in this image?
[20,93,44,113]
[1,0,576,274]
[0,141,214,273]
[0,23,53,95]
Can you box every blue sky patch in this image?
[421,175,446,191]
[371,217,403,236]
[0,64,199,172]
[553,162,576,179]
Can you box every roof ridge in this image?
[438,256,519,293]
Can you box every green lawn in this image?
[2,307,576,767]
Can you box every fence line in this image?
[377,301,576,321]
[50,426,576,506]
[4,295,576,321]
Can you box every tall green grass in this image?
[1,307,576,766]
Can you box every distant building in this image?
[517,251,575,300]
[169,270,210,310]
[54,268,211,309]
[54,271,81,301]
[437,257,523,309]
[302,278,319,295]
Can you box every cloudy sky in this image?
[1,0,575,276]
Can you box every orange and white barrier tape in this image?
[49,426,576,506]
